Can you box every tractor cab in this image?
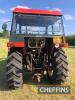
[11,10,63,35]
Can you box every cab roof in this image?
[13,8,62,16]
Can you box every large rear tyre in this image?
[6,51,23,88]
[47,48,68,84]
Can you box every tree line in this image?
[0,31,9,37]
[66,35,75,46]
[0,23,9,37]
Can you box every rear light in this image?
[55,43,68,48]
[60,43,68,48]
[7,42,15,47]
[55,44,60,48]
[7,42,25,47]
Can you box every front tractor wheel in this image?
[6,51,23,88]
[47,48,68,84]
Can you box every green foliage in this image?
[2,23,7,31]
[0,22,9,37]
[66,35,75,46]
[0,31,9,37]
[2,30,9,37]
[0,32,3,37]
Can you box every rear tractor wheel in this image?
[6,51,23,88]
[47,48,68,84]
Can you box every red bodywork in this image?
[13,8,62,16]
[7,42,25,47]
[7,8,67,48]
[7,42,68,48]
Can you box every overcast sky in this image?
[0,0,75,35]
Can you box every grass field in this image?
[0,38,75,100]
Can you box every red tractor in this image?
[6,8,68,88]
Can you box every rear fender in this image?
[53,36,68,48]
